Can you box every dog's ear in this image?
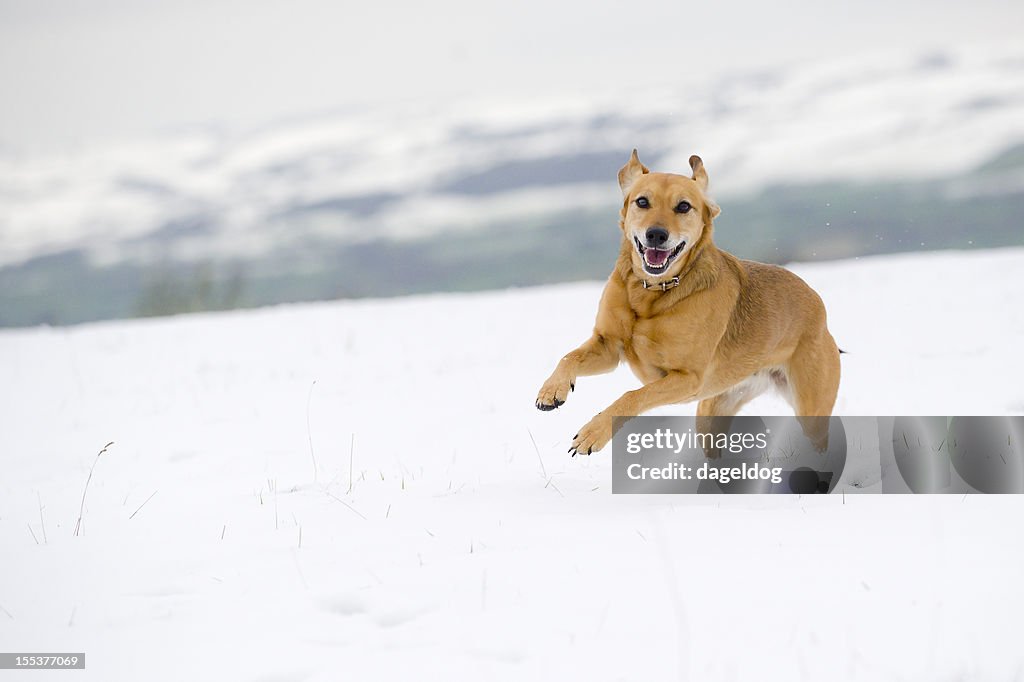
[618,149,649,196]
[689,155,710,190]
[690,155,721,220]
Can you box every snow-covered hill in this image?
[1,46,1022,269]
[1,247,1023,680]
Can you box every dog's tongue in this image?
[646,248,670,266]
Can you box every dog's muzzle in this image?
[634,235,686,274]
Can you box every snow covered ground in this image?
[2,247,1023,681]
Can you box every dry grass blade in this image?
[74,441,114,537]
[527,429,547,479]
[347,433,355,495]
[38,492,47,544]
[129,491,158,520]
[325,491,368,520]
[306,380,318,480]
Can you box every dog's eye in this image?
[675,201,692,214]
[635,197,650,209]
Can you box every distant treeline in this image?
[2,145,1022,327]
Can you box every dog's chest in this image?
[622,318,673,383]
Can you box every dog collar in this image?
[641,276,681,292]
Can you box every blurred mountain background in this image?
[1,0,1022,327]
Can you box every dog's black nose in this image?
[645,226,669,248]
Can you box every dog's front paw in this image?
[535,373,575,411]
[568,413,612,456]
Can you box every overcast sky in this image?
[1,0,1021,152]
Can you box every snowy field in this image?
[2,247,1024,681]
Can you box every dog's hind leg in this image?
[785,330,841,451]
[696,375,772,458]
[698,371,776,417]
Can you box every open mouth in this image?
[634,236,686,274]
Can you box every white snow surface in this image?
[2,247,1023,681]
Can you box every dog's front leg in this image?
[570,370,701,455]
[535,334,619,411]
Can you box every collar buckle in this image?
[642,276,681,292]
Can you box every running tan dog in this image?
[535,150,841,455]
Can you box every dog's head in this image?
[617,150,721,280]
